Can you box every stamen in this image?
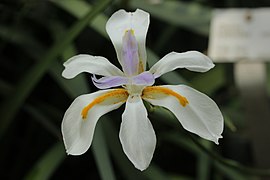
[127,29,135,35]
[81,89,129,119]
[138,59,144,73]
[142,86,189,107]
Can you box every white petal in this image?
[62,89,127,155]
[150,51,215,78]
[143,85,223,144]
[120,95,156,171]
[106,9,149,70]
[62,54,123,79]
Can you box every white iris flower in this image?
[61,9,224,171]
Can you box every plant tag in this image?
[208,8,270,62]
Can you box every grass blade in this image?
[92,122,116,180]
[130,0,211,36]
[0,0,112,137]
[24,142,65,180]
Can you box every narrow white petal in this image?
[62,54,123,79]
[106,9,149,70]
[62,89,127,155]
[150,51,215,78]
[120,95,156,171]
[143,85,223,144]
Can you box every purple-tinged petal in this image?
[106,9,149,71]
[92,75,128,89]
[132,71,155,86]
[122,30,140,76]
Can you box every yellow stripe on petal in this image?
[138,59,144,73]
[142,86,189,107]
[81,89,128,119]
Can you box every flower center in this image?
[125,84,145,96]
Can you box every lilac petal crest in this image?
[92,75,128,89]
[121,30,140,76]
[106,9,149,73]
[132,71,155,86]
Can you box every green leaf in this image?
[190,64,225,95]
[24,142,65,180]
[130,0,211,36]
[24,104,61,139]
[92,122,116,180]
[267,64,270,97]
[49,13,116,180]
[196,141,212,180]
[0,79,12,97]
[1,1,117,179]
[143,165,170,180]
[224,114,237,132]
[51,0,108,37]
[0,0,112,137]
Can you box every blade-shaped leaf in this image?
[24,142,65,180]
[130,0,211,36]
[0,0,112,137]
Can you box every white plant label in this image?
[208,8,270,62]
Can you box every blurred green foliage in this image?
[1,0,270,179]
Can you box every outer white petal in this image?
[62,90,126,155]
[143,85,223,144]
[150,51,215,78]
[106,9,149,70]
[120,95,156,171]
[62,54,123,79]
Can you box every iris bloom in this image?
[61,9,223,171]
